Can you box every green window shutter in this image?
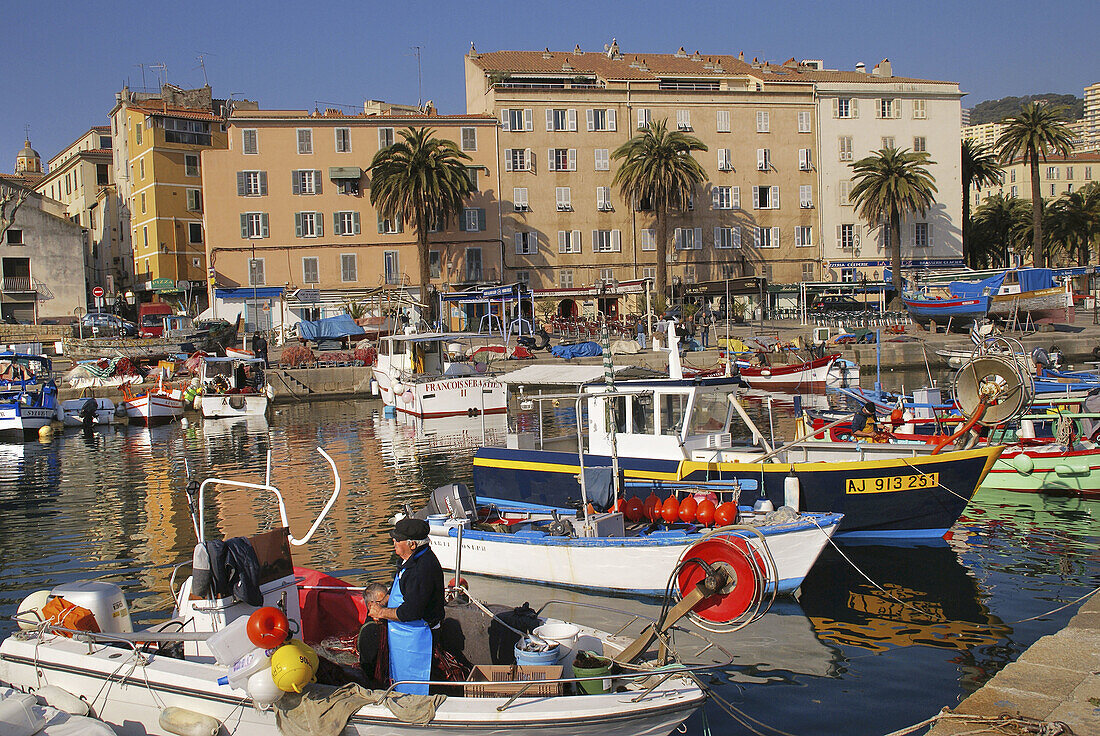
[240,213,248,238]
[294,212,303,237]
[376,216,384,234]
[477,208,486,232]
[259,171,268,195]
[316,212,323,237]
[237,172,246,196]
[336,213,345,236]
[314,170,322,194]
[260,213,269,238]
[352,212,360,235]
[458,212,467,232]
[395,217,403,234]
[291,171,301,195]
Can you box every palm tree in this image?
[961,139,1003,267]
[1046,183,1100,266]
[368,127,473,324]
[848,147,937,297]
[996,102,1075,268]
[970,193,1031,268]
[612,119,708,299]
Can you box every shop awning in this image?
[215,287,284,299]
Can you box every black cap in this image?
[862,401,876,412]
[391,518,430,541]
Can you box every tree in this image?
[611,119,708,300]
[1046,183,1100,267]
[368,127,473,324]
[848,147,938,297]
[961,139,1003,267]
[996,102,1075,268]
[970,193,1031,268]
[0,183,29,242]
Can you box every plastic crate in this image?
[464,664,563,697]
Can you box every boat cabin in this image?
[0,353,52,388]
[377,333,471,378]
[200,356,266,393]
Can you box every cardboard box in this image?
[464,664,563,698]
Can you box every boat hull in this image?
[430,513,842,595]
[199,393,269,419]
[738,354,837,392]
[0,404,56,436]
[903,296,990,325]
[59,398,118,426]
[984,446,1100,497]
[120,393,184,425]
[472,446,1002,540]
[375,369,507,418]
[989,286,1073,323]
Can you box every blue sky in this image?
[3,0,1097,167]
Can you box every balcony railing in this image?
[2,277,31,292]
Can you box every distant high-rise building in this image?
[1084,82,1099,150]
[961,107,971,126]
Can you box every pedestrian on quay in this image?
[252,332,269,366]
[636,319,647,350]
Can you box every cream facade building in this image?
[201,105,500,331]
[971,151,1099,208]
[1084,82,1099,151]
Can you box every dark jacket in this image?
[396,546,445,627]
[197,537,262,606]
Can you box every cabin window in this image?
[660,393,688,436]
[688,393,731,435]
[604,396,628,434]
[632,394,654,434]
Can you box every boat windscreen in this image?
[631,394,654,434]
[660,393,688,436]
[687,392,731,436]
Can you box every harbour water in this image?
[0,396,1097,735]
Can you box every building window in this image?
[757,148,770,171]
[1066,166,1074,179]
[335,211,361,235]
[637,108,651,130]
[640,229,656,251]
[676,109,691,130]
[243,129,258,154]
[1085,167,1092,180]
[135,123,142,146]
[755,227,779,248]
[242,212,269,239]
[798,111,812,133]
[878,99,898,118]
[139,159,145,179]
[801,262,815,281]
[465,166,479,191]
[799,148,813,170]
[795,226,813,247]
[1046,166,1058,179]
[1050,183,1056,196]
[295,211,322,238]
[1011,185,1018,197]
[914,223,932,247]
[188,222,203,244]
[753,185,779,209]
[718,148,732,171]
[248,258,265,285]
[142,226,148,249]
[799,185,813,208]
[912,99,927,119]
[594,148,610,171]
[140,193,146,214]
[463,208,484,231]
[674,227,702,250]
[513,187,529,211]
[335,128,351,153]
[460,127,477,151]
[466,247,483,281]
[716,110,730,133]
[841,268,856,283]
[293,169,320,195]
[548,148,576,171]
[913,136,927,153]
[515,270,530,286]
[429,251,441,279]
[558,230,581,254]
[712,186,734,210]
[596,187,612,211]
[600,268,616,283]
[384,251,400,284]
[302,257,319,283]
[163,117,211,145]
[186,189,202,212]
[547,108,576,132]
[714,226,739,249]
[338,254,357,282]
[505,148,531,172]
[881,136,895,149]
[5,229,22,245]
[592,229,621,252]
[586,108,616,131]
[238,170,267,196]
[297,129,313,154]
[756,111,770,133]
[97,164,109,185]
[834,98,857,118]
[501,108,532,132]
[838,136,853,162]
[1010,169,1016,183]
[185,154,200,177]
[555,187,572,211]
[378,128,394,149]
[837,223,859,249]
[514,231,537,255]
[559,269,574,288]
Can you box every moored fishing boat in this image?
[736,353,841,392]
[118,378,184,425]
[197,356,272,419]
[0,353,59,438]
[902,294,990,327]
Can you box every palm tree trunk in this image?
[890,209,903,297]
[1029,148,1044,268]
[417,232,433,326]
[655,213,669,303]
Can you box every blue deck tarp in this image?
[950,272,1006,299]
[550,342,603,360]
[298,314,366,341]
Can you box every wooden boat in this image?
[0,451,725,736]
[374,333,507,419]
[737,353,841,392]
[0,353,58,438]
[198,357,271,419]
[61,316,240,363]
[902,294,990,326]
[118,378,184,425]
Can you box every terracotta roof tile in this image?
[129,105,220,121]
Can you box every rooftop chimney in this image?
[855,62,866,73]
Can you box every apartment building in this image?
[814,59,964,283]
[34,126,131,302]
[201,105,500,331]
[972,151,1099,208]
[465,45,820,303]
[1085,82,1099,151]
[962,121,1007,149]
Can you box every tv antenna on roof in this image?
[150,62,168,88]
[196,54,211,85]
[411,46,422,106]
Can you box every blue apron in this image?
[387,549,433,695]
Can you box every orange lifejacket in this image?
[41,596,100,636]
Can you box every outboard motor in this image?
[1031,347,1050,374]
[78,398,98,429]
[1047,345,1063,371]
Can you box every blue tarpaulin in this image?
[1018,269,1054,292]
[298,314,366,341]
[551,342,603,360]
[950,273,1006,298]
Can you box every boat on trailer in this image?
[1,450,760,736]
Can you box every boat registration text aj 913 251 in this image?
[845,473,939,494]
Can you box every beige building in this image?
[35,126,131,303]
[962,121,1007,149]
[465,45,820,306]
[972,151,1099,208]
[1084,82,1099,151]
[201,105,500,331]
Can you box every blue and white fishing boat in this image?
[902,294,991,326]
[0,352,59,438]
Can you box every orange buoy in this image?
[247,607,290,649]
[714,502,738,527]
[644,493,661,522]
[678,495,698,524]
[623,497,644,523]
[661,495,680,524]
[696,499,716,527]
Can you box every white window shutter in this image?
[674,229,682,249]
[732,186,740,209]
[928,223,934,247]
[894,100,902,119]
[530,234,538,254]
[548,149,555,171]
[799,148,808,169]
[714,226,721,246]
[753,228,761,248]
[515,233,524,254]
[524,148,532,170]
[558,231,565,252]
[612,230,621,252]
[757,149,765,170]
[586,109,595,131]
[836,225,843,248]
[572,230,581,252]
[752,186,760,209]
[523,109,532,131]
[852,99,860,118]
[854,224,862,244]
[712,188,721,209]
[607,109,616,131]
[545,109,554,131]
[771,186,780,209]
[592,230,599,252]
[504,153,513,172]
[500,110,509,131]
[568,109,577,131]
[568,149,577,171]
[772,227,780,248]
[832,98,839,118]
[694,228,702,249]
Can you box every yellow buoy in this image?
[38,425,53,441]
[270,640,318,693]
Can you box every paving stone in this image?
[990,660,1084,695]
[951,684,1059,720]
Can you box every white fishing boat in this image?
[374,333,507,419]
[58,397,119,426]
[198,357,272,419]
[737,353,858,392]
[0,450,749,736]
[118,378,184,425]
[0,353,60,438]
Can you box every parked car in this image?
[74,313,138,337]
[808,294,879,312]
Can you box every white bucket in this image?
[533,623,580,675]
[427,514,449,527]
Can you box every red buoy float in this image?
[714,502,738,527]
[247,606,290,649]
[623,497,644,523]
[661,495,680,524]
[676,534,766,624]
[643,493,661,522]
[678,495,698,524]
[695,499,716,527]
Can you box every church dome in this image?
[16,139,42,174]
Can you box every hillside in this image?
[969,94,1082,125]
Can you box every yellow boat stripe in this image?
[473,456,682,481]
[678,446,1002,475]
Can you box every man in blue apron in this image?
[367,518,444,695]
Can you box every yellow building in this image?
[200,105,500,331]
[961,121,1007,149]
[971,151,1099,207]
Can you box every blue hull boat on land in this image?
[902,295,990,325]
